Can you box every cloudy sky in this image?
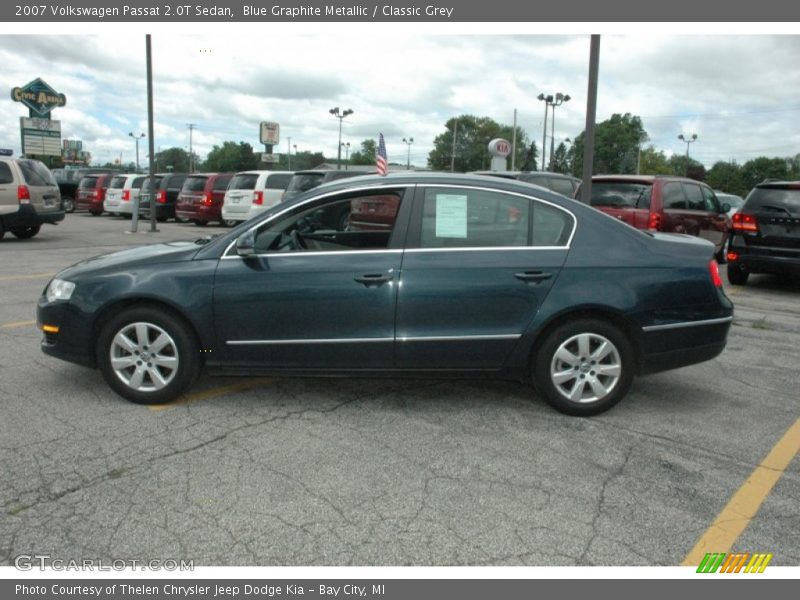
[1,33,799,169]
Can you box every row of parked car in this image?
[65,168,361,227]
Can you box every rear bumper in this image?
[639,316,732,375]
[75,197,103,212]
[729,238,800,276]
[176,204,220,222]
[2,204,64,227]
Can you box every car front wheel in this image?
[97,307,200,404]
[533,318,634,416]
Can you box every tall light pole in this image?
[340,142,350,170]
[549,92,571,171]
[537,93,551,171]
[128,132,145,172]
[402,137,414,170]
[678,133,697,176]
[287,136,291,170]
[329,107,353,170]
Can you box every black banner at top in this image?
[3,0,800,22]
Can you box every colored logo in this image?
[696,552,773,573]
[11,78,67,118]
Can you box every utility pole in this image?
[187,123,196,173]
[287,136,291,170]
[511,109,517,171]
[579,35,601,205]
[538,94,551,171]
[450,119,458,172]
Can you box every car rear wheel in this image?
[90,210,102,216]
[11,225,40,239]
[97,307,200,405]
[221,219,237,227]
[727,265,749,286]
[193,220,208,226]
[533,318,634,416]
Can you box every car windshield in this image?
[229,174,259,190]
[747,187,800,214]
[18,160,57,186]
[287,173,325,193]
[590,182,652,208]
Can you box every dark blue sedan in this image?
[37,173,733,415]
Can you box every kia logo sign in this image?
[488,138,511,157]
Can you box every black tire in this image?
[221,219,237,227]
[63,198,75,213]
[727,265,749,286]
[0,219,5,241]
[156,216,167,223]
[90,210,102,216]
[96,306,201,405]
[194,220,208,227]
[532,318,635,416]
[11,225,40,239]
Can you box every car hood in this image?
[57,240,202,280]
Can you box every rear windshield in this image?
[132,177,146,189]
[287,173,325,193]
[746,187,800,213]
[266,173,293,189]
[228,173,259,190]
[18,160,56,186]
[109,176,128,189]
[78,176,99,189]
[590,182,652,209]
[183,176,208,192]
[165,175,186,190]
[549,178,576,196]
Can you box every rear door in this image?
[18,160,60,213]
[225,173,259,219]
[743,185,800,249]
[104,175,127,210]
[396,185,574,369]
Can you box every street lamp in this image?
[329,107,353,170]
[678,133,698,176]
[537,93,552,171]
[128,132,145,172]
[402,137,414,170]
[340,142,351,170]
[549,93,571,171]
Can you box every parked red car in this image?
[580,175,731,262]
[175,173,233,226]
[74,174,113,216]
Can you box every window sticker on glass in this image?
[435,194,468,238]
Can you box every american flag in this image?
[376,133,388,176]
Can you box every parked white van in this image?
[103,173,146,217]
[221,170,293,225]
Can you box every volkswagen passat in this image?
[37,173,733,415]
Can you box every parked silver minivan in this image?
[0,157,64,240]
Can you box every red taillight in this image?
[727,251,739,262]
[253,191,264,205]
[122,190,130,201]
[709,259,722,288]
[201,193,212,206]
[17,185,30,204]
[647,212,662,231]
[732,212,758,233]
[157,190,167,204]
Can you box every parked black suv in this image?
[471,171,581,197]
[137,173,188,222]
[282,170,362,202]
[727,181,800,285]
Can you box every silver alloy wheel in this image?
[110,322,179,393]
[550,332,622,404]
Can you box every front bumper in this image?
[37,297,96,368]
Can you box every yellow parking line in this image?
[0,320,36,329]
[148,377,275,411]
[682,417,800,565]
[0,272,55,281]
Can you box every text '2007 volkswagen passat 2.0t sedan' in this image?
[37,173,733,416]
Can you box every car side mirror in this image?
[721,203,730,213]
[235,230,256,256]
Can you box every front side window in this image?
[701,186,720,213]
[251,190,405,254]
[683,183,705,211]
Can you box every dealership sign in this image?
[260,121,280,146]
[20,117,61,156]
[11,78,67,118]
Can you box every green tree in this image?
[202,141,259,172]
[154,147,196,173]
[349,139,377,166]
[551,142,570,174]
[638,146,672,175]
[739,156,789,193]
[667,155,706,181]
[706,161,743,194]
[427,115,530,172]
[274,150,327,171]
[570,113,647,176]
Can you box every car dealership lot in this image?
[1,214,798,566]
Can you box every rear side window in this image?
[266,173,293,189]
[662,182,687,209]
[548,177,575,197]
[79,176,99,189]
[682,184,705,210]
[183,176,208,192]
[18,160,56,186]
[287,173,325,193]
[590,182,652,209]
[532,202,573,247]
[420,187,530,248]
[109,176,127,189]
[228,174,259,190]
[213,175,232,191]
[745,187,800,213]
[0,162,12,184]
[132,177,146,189]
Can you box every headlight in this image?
[46,278,75,303]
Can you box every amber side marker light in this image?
[41,325,60,334]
